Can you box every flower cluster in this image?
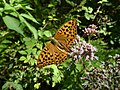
[81,61,120,89]
[69,35,97,61]
[82,24,98,36]
[113,54,120,63]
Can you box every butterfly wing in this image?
[37,42,68,68]
[54,19,77,52]
[37,19,77,68]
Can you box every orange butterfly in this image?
[37,19,77,68]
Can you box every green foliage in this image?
[2,82,23,90]
[3,15,24,36]
[39,65,63,87]
[0,0,39,39]
[0,0,120,90]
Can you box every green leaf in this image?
[44,31,52,37]
[10,0,16,4]
[34,83,40,89]
[3,15,24,36]
[4,3,15,11]
[26,48,32,55]
[19,15,38,39]
[19,56,26,61]
[98,0,108,3]
[51,65,63,87]
[84,13,94,20]
[24,21,38,39]
[0,44,7,49]
[25,39,36,48]
[21,13,39,24]
[2,82,23,90]
[24,59,29,63]
[19,50,27,55]
[84,13,90,20]
[25,6,34,10]
[10,12,18,17]
[38,30,44,37]
[36,42,43,50]
[48,16,53,19]
[41,65,63,87]
[1,40,12,43]
[30,59,36,66]
[32,48,37,55]
[23,37,31,42]
[0,8,3,15]
[65,0,76,7]
[48,3,54,7]
[87,7,93,13]
[24,55,31,63]
[76,63,83,72]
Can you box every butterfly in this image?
[37,19,77,68]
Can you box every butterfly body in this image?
[50,37,64,50]
[37,19,77,68]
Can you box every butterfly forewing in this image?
[54,19,77,52]
[37,43,68,68]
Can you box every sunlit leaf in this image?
[19,56,26,61]
[21,13,39,24]
[43,31,52,37]
[3,15,24,36]
[19,50,27,55]
[34,83,40,89]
